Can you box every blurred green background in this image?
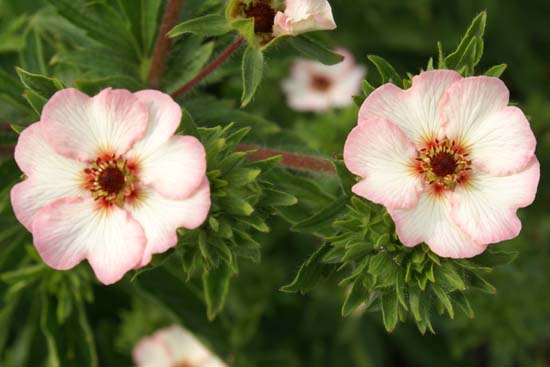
[0,0,549,366]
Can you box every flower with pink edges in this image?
[282,49,366,112]
[344,70,539,258]
[11,88,211,285]
[133,325,226,367]
[273,0,336,36]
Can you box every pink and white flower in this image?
[344,70,539,258]
[133,325,226,367]
[282,49,366,112]
[11,88,210,284]
[273,0,337,36]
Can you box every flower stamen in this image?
[84,155,138,207]
[417,138,471,191]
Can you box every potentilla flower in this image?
[282,48,366,112]
[11,88,210,284]
[229,0,336,42]
[344,70,539,258]
[133,325,226,367]
[273,0,336,36]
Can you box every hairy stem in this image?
[147,0,186,88]
[237,144,337,175]
[170,37,244,99]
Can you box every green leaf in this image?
[19,28,47,74]
[231,18,255,46]
[288,35,344,65]
[436,263,466,291]
[241,45,264,107]
[484,64,507,77]
[342,280,370,316]
[469,272,496,294]
[169,15,232,38]
[202,262,233,320]
[75,75,142,95]
[368,55,401,85]
[333,160,355,195]
[262,188,298,207]
[16,67,64,100]
[219,195,254,216]
[40,295,60,367]
[452,292,474,318]
[74,298,99,367]
[179,107,200,138]
[473,249,518,267]
[48,0,137,56]
[22,89,48,116]
[280,243,334,294]
[291,199,347,233]
[431,284,454,319]
[361,80,375,97]
[445,11,487,70]
[381,292,399,332]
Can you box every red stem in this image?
[147,0,186,88]
[170,37,244,99]
[237,144,336,175]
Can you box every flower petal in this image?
[441,76,536,175]
[32,197,146,285]
[130,135,206,200]
[133,335,173,367]
[131,90,182,157]
[157,326,212,364]
[359,70,462,146]
[11,123,86,230]
[273,0,336,36]
[388,193,487,258]
[41,88,148,161]
[129,178,211,267]
[450,158,539,245]
[344,118,423,209]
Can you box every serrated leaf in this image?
[241,45,264,107]
[169,15,232,38]
[452,292,474,318]
[288,35,344,65]
[202,262,233,320]
[280,243,334,294]
[368,55,401,85]
[437,263,466,291]
[333,160,355,195]
[75,76,142,95]
[381,292,399,332]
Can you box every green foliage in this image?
[241,45,264,106]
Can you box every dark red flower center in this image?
[98,167,126,194]
[430,152,458,177]
[244,1,276,33]
[311,75,332,91]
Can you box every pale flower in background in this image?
[273,0,337,36]
[133,325,227,367]
[344,70,539,258]
[11,88,210,285]
[282,48,366,112]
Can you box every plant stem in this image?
[237,144,337,175]
[170,37,244,99]
[147,0,186,88]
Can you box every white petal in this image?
[388,192,487,258]
[343,118,424,209]
[441,77,536,175]
[129,178,211,267]
[128,135,206,200]
[155,325,225,366]
[359,70,462,146]
[41,88,148,161]
[450,158,539,245]
[133,336,173,367]
[11,123,86,231]
[32,197,146,285]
